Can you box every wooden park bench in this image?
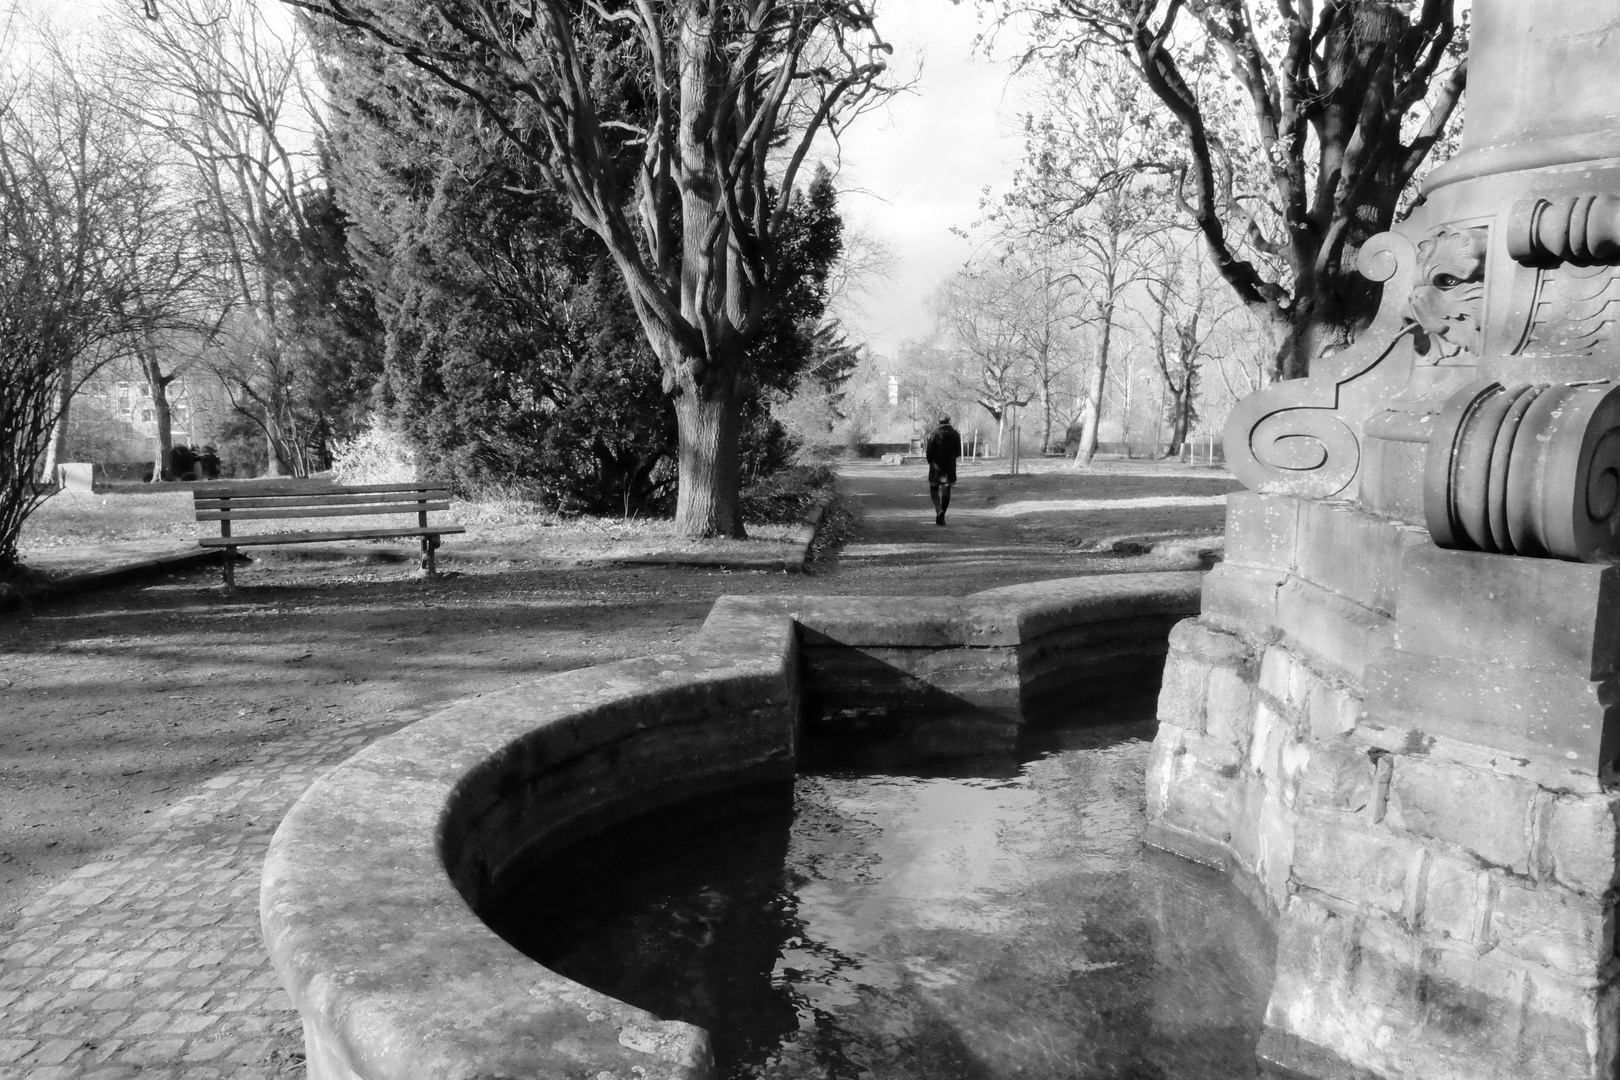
[192,480,465,587]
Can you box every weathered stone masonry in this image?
[1148,491,1620,1080]
[263,573,1202,1080]
[1174,1,1620,1071]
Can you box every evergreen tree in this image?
[310,28,845,514]
[287,0,888,535]
[266,176,388,469]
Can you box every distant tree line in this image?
[917,0,1470,466]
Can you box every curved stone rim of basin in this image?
[260,571,1203,1080]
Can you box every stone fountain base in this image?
[261,572,1203,1080]
[1148,491,1620,1080]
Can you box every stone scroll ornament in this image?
[1508,192,1620,265]
[1425,379,1620,560]
[1508,193,1620,357]
[1423,193,1620,562]
[1223,233,1419,498]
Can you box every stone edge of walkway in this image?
[0,548,227,614]
[263,569,1204,1080]
[601,493,835,574]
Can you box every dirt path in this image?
[830,460,1234,591]
[0,460,1237,938]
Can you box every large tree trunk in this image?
[39,359,73,483]
[265,429,286,477]
[1120,361,1134,452]
[672,377,746,538]
[140,348,175,481]
[1153,378,1167,451]
[1275,303,1320,382]
[152,390,174,480]
[1165,387,1190,456]
[1039,372,1054,454]
[264,400,306,478]
[1009,405,1022,474]
[1072,308,1113,467]
[1269,281,1365,383]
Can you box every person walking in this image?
[926,414,962,525]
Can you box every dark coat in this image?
[926,423,962,484]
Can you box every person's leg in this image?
[929,483,941,517]
[939,483,952,519]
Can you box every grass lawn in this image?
[18,491,198,548]
[16,485,814,569]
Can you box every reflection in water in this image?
[487,714,1275,1080]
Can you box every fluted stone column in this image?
[1149,5,1620,1078]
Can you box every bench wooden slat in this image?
[194,491,450,512]
[198,525,466,548]
[197,502,451,522]
[191,480,464,584]
[190,480,440,497]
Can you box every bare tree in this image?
[930,264,1037,455]
[993,50,1166,466]
[282,0,894,536]
[775,219,900,442]
[889,339,976,448]
[1138,236,1239,456]
[1006,255,1086,453]
[1207,314,1274,423]
[0,30,188,571]
[998,0,1467,379]
[823,222,900,337]
[108,163,219,480]
[112,0,321,476]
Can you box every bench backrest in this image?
[192,481,452,524]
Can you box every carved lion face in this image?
[1403,227,1487,360]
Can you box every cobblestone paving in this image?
[0,714,415,1078]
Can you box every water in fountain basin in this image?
[486,703,1276,1080]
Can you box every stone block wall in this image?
[1148,492,1620,1080]
[800,613,1181,730]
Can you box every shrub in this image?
[739,395,799,488]
[211,413,270,478]
[169,445,221,481]
[739,462,835,525]
[329,422,419,485]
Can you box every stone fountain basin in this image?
[259,571,1203,1080]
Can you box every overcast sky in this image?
[821,0,1030,358]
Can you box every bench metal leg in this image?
[421,536,437,576]
[223,547,236,589]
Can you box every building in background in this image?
[62,367,209,478]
